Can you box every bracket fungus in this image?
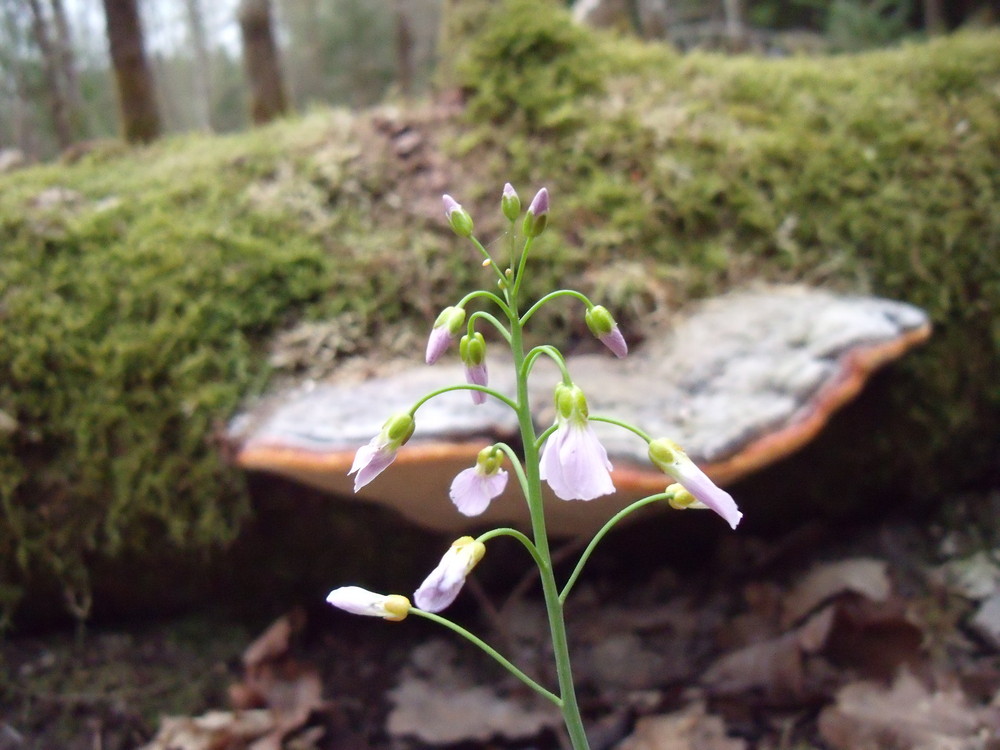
[227,287,930,535]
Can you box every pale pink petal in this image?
[540,423,615,501]
[326,586,410,620]
[413,540,484,613]
[425,326,453,364]
[449,466,507,516]
[669,460,742,530]
[599,327,628,358]
[464,361,488,404]
[349,437,397,491]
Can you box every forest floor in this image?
[3,489,1000,750]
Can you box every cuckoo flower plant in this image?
[326,184,742,750]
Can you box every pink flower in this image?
[442,194,474,237]
[585,305,628,358]
[522,187,549,237]
[648,439,743,530]
[539,384,615,501]
[460,332,488,404]
[426,306,466,364]
[349,413,414,491]
[501,183,520,221]
[450,448,507,516]
[465,361,488,404]
[326,586,411,621]
[414,537,486,612]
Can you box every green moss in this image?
[453,11,1000,502]
[1,9,999,621]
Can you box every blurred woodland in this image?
[0,0,994,162]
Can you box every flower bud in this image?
[554,382,588,422]
[501,182,521,222]
[460,332,488,404]
[460,331,486,366]
[426,306,466,364]
[585,305,628,358]
[522,187,549,238]
[648,438,743,529]
[442,194,474,237]
[326,586,412,621]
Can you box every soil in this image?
[3,490,1000,750]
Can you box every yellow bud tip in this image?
[383,594,411,621]
[482,258,492,267]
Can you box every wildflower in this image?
[414,536,486,612]
[501,182,521,222]
[326,586,411,621]
[426,306,466,364]
[460,331,488,404]
[522,187,549,238]
[349,413,415,491]
[539,383,615,501]
[648,438,743,529]
[450,447,508,516]
[443,194,474,237]
[585,305,628,358]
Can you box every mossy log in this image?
[0,2,997,621]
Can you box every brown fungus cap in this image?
[229,287,930,535]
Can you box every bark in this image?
[923,0,945,34]
[435,0,495,93]
[25,0,72,148]
[184,0,213,130]
[49,0,83,133]
[101,0,161,143]
[394,0,413,98]
[238,0,288,125]
[722,0,745,47]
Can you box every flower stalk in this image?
[326,185,743,750]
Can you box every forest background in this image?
[0,0,992,163]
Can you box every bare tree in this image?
[436,0,494,94]
[394,0,413,98]
[49,0,83,133]
[101,0,161,143]
[923,0,945,34]
[238,0,288,125]
[184,0,213,130]
[25,0,72,148]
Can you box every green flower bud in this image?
[501,183,521,222]
[443,194,474,237]
[460,331,487,366]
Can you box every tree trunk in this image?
[49,0,84,135]
[184,0,213,130]
[435,0,495,94]
[238,0,288,125]
[394,0,413,99]
[923,0,945,34]
[101,0,161,143]
[25,0,73,149]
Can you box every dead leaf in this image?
[243,608,307,672]
[701,630,805,703]
[782,558,891,627]
[819,670,1000,750]
[615,702,746,750]
[386,676,561,744]
[140,709,275,750]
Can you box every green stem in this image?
[559,494,666,604]
[476,526,546,571]
[410,608,561,706]
[469,237,511,286]
[588,415,653,443]
[520,289,592,327]
[507,287,591,750]
[410,383,517,413]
